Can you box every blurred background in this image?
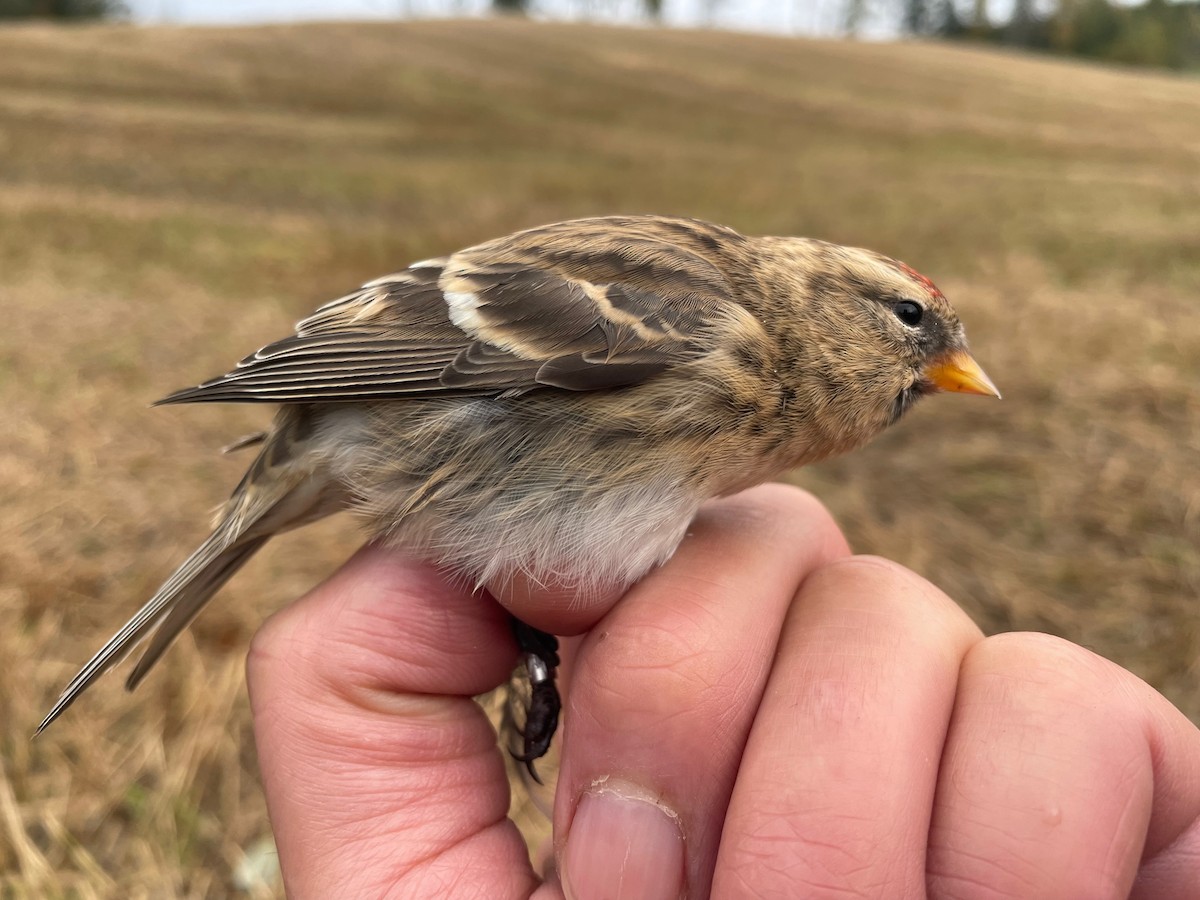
[2,0,1198,895]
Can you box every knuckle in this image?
[743,482,844,538]
[811,554,929,596]
[704,482,851,562]
[806,555,981,642]
[968,631,1115,698]
[578,597,742,733]
[245,604,304,681]
[928,845,1131,900]
[721,801,916,898]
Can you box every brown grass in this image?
[2,18,1199,896]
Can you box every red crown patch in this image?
[896,262,944,299]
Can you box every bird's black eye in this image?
[893,300,923,327]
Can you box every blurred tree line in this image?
[496,0,1200,70]
[0,0,124,18]
[1,0,1195,71]
[909,0,1200,70]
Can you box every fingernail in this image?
[562,782,684,900]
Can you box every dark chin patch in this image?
[889,379,934,424]
[889,388,915,425]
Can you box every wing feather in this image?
[157,217,746,406]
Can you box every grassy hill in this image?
[2,18,1198,895]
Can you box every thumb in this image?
[246,544,538,898]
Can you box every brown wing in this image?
[157,216,747,405]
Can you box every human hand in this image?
[247,485,1200,898]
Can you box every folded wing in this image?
[158,216,745,405]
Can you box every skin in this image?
[247,485,1200,899]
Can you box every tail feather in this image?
[38,406,341,736]
[36,530,267,735]
[125,536,269,692]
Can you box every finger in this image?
[927,633,1200,900]
[1133,820,1200,900]
[712,555,984,898]
[554,484,851,900]
[246,544,538,899]
[488,571,625,637]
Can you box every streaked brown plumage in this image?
[39,215,998,736]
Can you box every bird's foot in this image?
[509,618,561,785]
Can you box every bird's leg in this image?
[509,617,561,784]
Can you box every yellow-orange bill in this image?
[923,350,1001,398]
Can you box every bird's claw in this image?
[509,619,561,783]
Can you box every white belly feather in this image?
[316,401,703,600]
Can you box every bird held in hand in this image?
[39,215,999,765]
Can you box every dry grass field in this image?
[2,17,1199,896]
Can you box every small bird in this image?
[38,215,998,765]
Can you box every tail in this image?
[36,530,270,734]
[37,410,338,735]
